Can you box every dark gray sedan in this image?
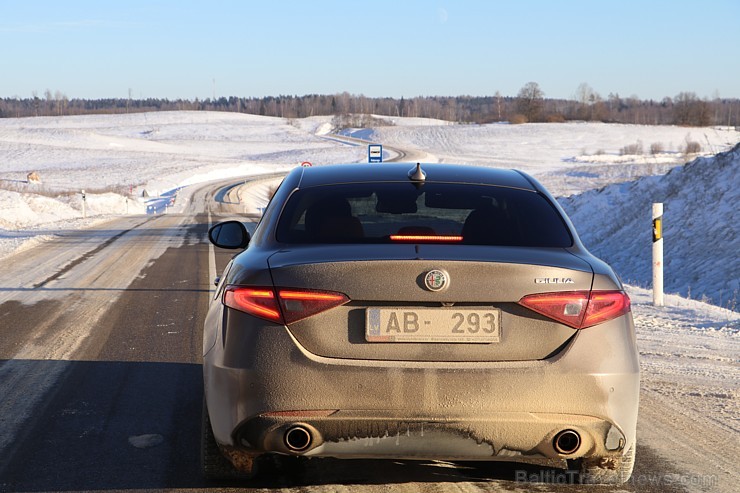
[202,163,639,484]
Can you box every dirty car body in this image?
[202,163,639,484]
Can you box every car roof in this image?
[295,163,538,191]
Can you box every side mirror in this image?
[208,221,250,249]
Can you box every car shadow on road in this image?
[242,455,583,489]
[216,443,688,492]
[0,359,688,493]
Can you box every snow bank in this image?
[561,143,740,310]
[369,115,454,127]
[0,188,147,230]
[0,189,78,229]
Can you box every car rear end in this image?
[203,164,639,479]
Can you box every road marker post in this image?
[652,203,664,306]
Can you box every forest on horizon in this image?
[2,82,738,128]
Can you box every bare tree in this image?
[673,92,710,126]
[574,83,593,120]
[516,82,545,122]
[54,90,66,116]
[674,92,698,125]
[31,90,40,116]
[575,83,594,106]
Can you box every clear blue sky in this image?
[2,0,738,101]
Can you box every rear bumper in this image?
[203,313,639,461]
[240,410,626,460]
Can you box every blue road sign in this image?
[368,144,383,163]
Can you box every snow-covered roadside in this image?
[630,285,739,375]
[631,282,739,431]
[0,191,149,260]
[234,176,285,215]
[629,284,739,492]
[0,189,147,230]
[0,218,108,260]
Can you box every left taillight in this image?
[223,286,349,324]
[223,287,282,323]
[518,290,631,329]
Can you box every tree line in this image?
[1,83,738,127]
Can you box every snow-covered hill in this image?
[371,120,740,196]
[0,112,365,254]
[561,144,739,310]
[0,111,366,198]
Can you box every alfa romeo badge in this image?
[424,269,449,292]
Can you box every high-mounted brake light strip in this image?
[390,235,463,242]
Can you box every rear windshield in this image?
[275,182,572,247]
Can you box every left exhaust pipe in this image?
[284,425,312,452]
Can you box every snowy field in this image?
[2,112,738,302]
[1,111,738,312]
[0,112,365,253]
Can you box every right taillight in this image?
[223,286,349,324]
[518,290,630,329]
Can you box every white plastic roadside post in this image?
[652,203,664,306]
[81,189,87,219]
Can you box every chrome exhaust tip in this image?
[553,429,581,455]
[284,425,312,452]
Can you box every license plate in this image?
[365,307,501,343]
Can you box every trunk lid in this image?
[266,244,593,362]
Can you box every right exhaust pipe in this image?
[553,429,581,455]
[284,425,313,452]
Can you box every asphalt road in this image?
[0,178,692,493]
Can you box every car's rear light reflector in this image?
[277,288,349,324]
[582,291,631,328]
[278,290,346,302]
[223,286,349,324]
[518,290,630,329]
[390,235,463,242]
